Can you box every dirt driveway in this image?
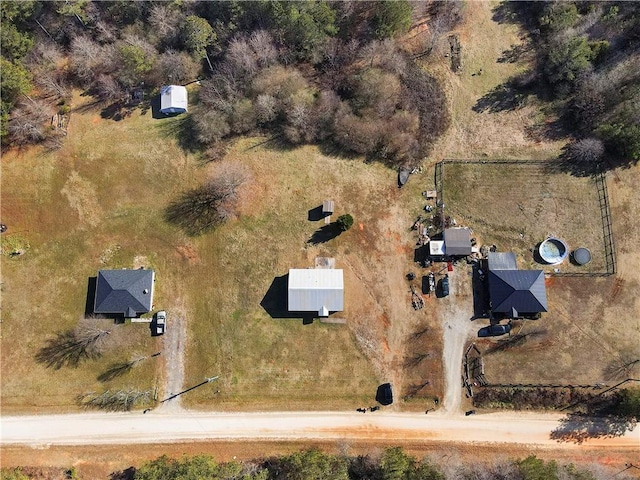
[158,302,187,411]
[437,265,478,414]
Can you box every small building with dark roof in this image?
[443,227,472,256]
[487,252,547,317]
[94,269,155,317]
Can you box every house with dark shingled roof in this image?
[487,252,547,317]
[94,269,155,318]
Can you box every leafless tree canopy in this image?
[77,388,152,412]
[35,319,112,369]
[165,163,251,235]
[8,100,55,146]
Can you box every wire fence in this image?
[435,159,616,277]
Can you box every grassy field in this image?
[442,161,608,274]
[1,92,444,412]
[2,0,637,416]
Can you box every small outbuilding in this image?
[322,200,334,215]
[160,85,188,115]
[444,227,472,256]
[94,269,155,318]
[288,268,343,317]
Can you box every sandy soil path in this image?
[439,268,478,414]
[2,410,638,448]
[157,305,186,411]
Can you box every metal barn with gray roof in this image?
[94,269,155,317]
[288,269,343,317]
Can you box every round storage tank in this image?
[538,237,568,265]
[572,247,592,265]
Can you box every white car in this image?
[156,310,166,335]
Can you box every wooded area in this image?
[0,0,460,167]
[2,448,628,480]
[488,2,640,172]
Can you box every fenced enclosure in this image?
[436,160,615,277]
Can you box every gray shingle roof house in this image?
[160,85,188,115]
[487,252,547,317]
[288,269,343,317]
[94,269,155,317]
[444,227,472,256]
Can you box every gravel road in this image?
[158,305,186,411]
[2,410,638,447]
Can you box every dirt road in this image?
[2,410,638,448]
[440,267,478,414]
[158,303,187,412]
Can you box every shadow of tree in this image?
[404,352,430,369]
[473,80,530,114]
[35,330,101,369]
[492,1,538,29]
[98,361,137,382]
[164,186,223,236]
[550,412,637,444]
[498,43,529,63]
[483,329,547,355]
[157,114,203,153]
[307,223,342,245]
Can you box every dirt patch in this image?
[158,302,187,411]
[60,171,102,228]
[175,243,200,264]
[133,255,149,269]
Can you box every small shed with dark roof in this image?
[444,227,472,256]
[94,269,155,317]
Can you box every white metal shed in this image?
[160,85,188,115]
[288,269,344,317]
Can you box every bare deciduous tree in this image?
[77,388,152,411]
[565,138,605,164]
[254,94,279,124]
[151,49,200,86]
[192,109,231,145]
[165,163,251,235]
[35,319,112,369]
[149,4,184,48]
[8,99,55,146]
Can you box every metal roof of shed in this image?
[488,252,518,271]
[160,85,188,114]
[288,269,343,316]
[444,228,472,256]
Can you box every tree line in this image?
[494,1,640,173]
[2,448,628,480]
[1,0,457,168]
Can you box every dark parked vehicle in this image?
[439,275,450,297]
[477,323,511,337]
[376,383,394,406]
[465,410,476,416]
